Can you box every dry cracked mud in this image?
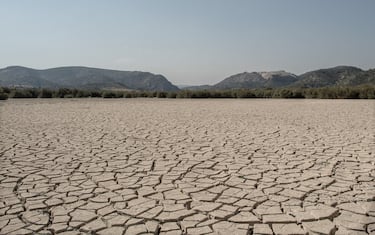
[0,99,374,235]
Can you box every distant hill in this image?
[213,71,299,89]
[293,66,375,87]
[183,85,213,90]
[0,66,179,91]
[183,66,374,90]
[260,71,300,87]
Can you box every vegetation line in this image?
[0,86,374,100]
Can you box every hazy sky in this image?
[1,0,374,85]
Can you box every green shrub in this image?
[167,92,177,98]
[102,91,117,98]
[346,89,360,99]
[1,87,11,93]
[90,91,102,97]
[75,90,89,98]
[125,92,132,98]
[191,90,210,98]
[102,91,123,98]
[157,92,167,98]
[176,90,191,98]
[0,93,8,100]
[11,89,38,98]
[39,89,53,98]
[237,90,256,98]
[55,88,71,98]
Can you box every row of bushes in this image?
[1,86,375,100]
[173,87,375,99]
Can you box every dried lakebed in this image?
[0,99,374,235]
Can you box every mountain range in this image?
[0,65,374,91]
[184,66,375,90]
[0,66,179,91]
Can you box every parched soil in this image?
[0,99,374,235]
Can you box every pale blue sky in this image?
[1,0,374,85]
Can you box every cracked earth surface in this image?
[0,99,374,235]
